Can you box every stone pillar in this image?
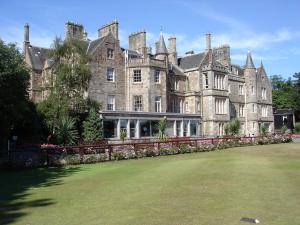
[180,120,184,137]
[136,120,140,138]
[187,120,191,137]
[117,119,121,139]
[174,120,177,136]
[127,120,130,138]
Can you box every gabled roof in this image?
[169,63,186,76]
[178,53,206,70]
[86,36,105,54]
[257,61,267,76]
[27,45,50,71]
[156,32,168,55]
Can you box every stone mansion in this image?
[23,20,274,138]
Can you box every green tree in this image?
[0,40,31,150]
[82,107,103,141]
[292,72,300,109]
[271,75,298,109]
[37,37,94,139]
[50,37,91,113]
[229,118,241,136]
[260,123,269,136]
[54,114,79,145]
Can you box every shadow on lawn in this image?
[0,166,82,224]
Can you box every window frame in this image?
[106,67,115,82]
[154,96,161,112]
[133,95,143,111]
[154,69,160,84]
[107,95,115,111]
[107,48,114,59]
[133,69,142,83]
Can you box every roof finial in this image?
[160,26,163,35]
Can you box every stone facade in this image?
[24,20,274,138]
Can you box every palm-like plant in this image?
[54,114,78,145]
[157,118,168,140]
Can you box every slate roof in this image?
[231,64,244,76]
[257,62,267,76]
[169,63,186,76]
[86,37,105,54]
[156,32,168,55]
[27,45,50,71]
[178,53,206,70]
[245,51,255,69]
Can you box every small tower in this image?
[155,31,168,60]
[244,51,258,135]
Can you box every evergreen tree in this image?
[82,108,103,141]
[0,40,31,150]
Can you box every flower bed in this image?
[7,135,293,168]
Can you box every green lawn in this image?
[1,143,300,225]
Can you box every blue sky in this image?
[1,0,299,78]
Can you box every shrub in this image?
[281,125,288,134]
[159,148,169,156]
[125,150,136,159]
[229,118,241,135]
[224,123,230,136]
[179,144,191,154]
[112,151,126,161]
[82,154,98,164]
[54,115,79,145]
[120,129,127,142]
[260,123,269,136]
[65,154,81,165]
[295,123,300,134]
[143,148,157,157]
[82,107,103,141]
[157,118,168,140]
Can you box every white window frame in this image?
[107,95,115,111]
[239,84,244,95]
[215,98,226,115]
[107,67,115,82]
[155,96,161,112]
[239,104,244,117]
[133,69,142,83]
[133,95,143,111]
[154,69,160,84]
[107,48,114,59]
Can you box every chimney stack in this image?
[205,33,211,51]
[24,23,29,43]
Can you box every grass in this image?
[1,143,300,225]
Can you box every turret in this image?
[168,36,177,65]
[245,51,255,69]
[155,31,168,60]
[244,51,258,135]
